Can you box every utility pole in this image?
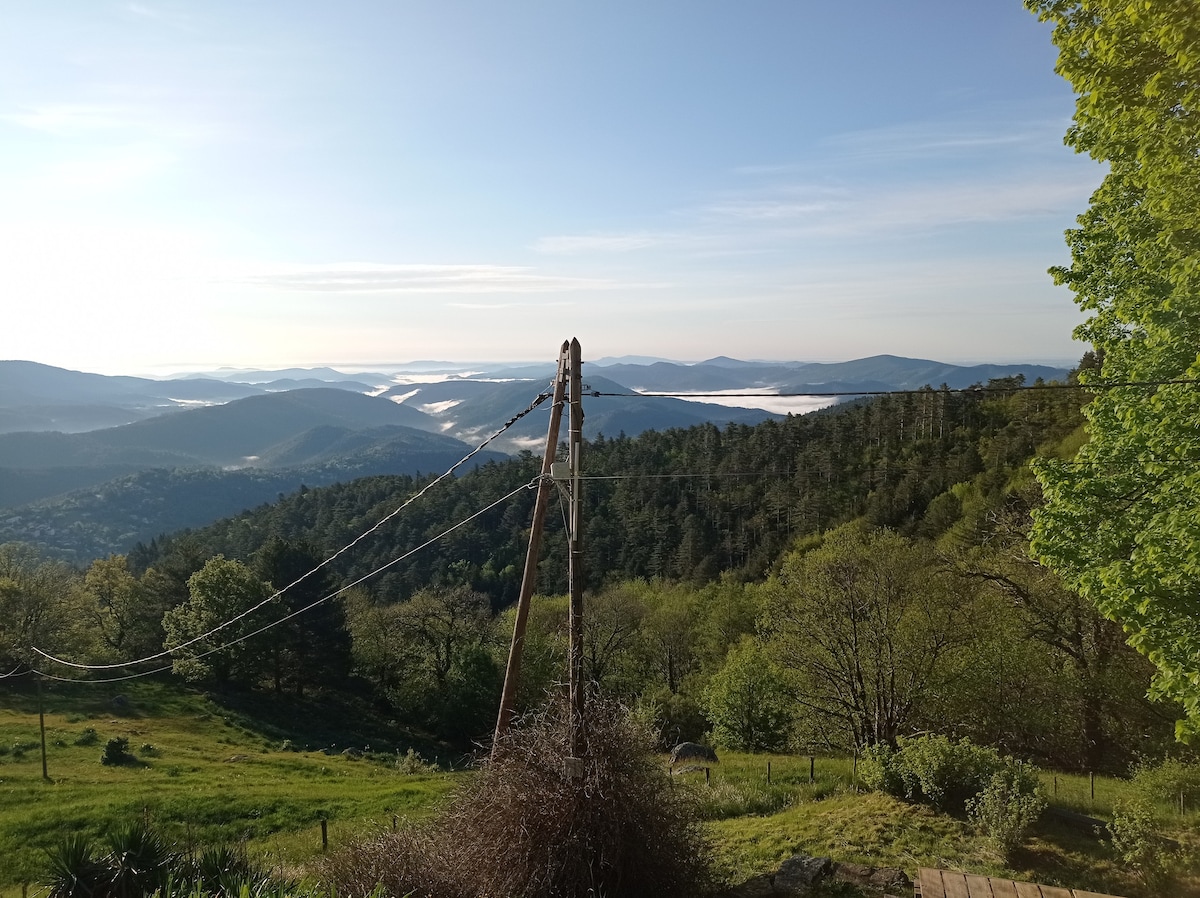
[37,673,48,780]
[493,341,570,752]
[567,338,585,763]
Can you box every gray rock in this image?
[773,855,831,896]
[833,861,911,893]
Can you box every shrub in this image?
[395,748,435,775]
[1108,799,1178,891]
[967,762,1046,860]
[100,737,136,766]
[1130,756,1200,807]
[74,727,99,746]
[320,697,715,898]
[859,743,903,797]
[859,735,1009,812]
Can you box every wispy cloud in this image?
[3,103,139,135]
[121,3,196,29]
[532,232,685,254]
[701,196,837,222]
[244,263,633,294]
[445,301,574,310]
[735,113,1072,176]
[533,170,1097,257]
[821,116,1069,163]
[786,174,1097,236]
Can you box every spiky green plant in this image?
[46,833,106,898]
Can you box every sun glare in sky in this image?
[0,2,1101,375]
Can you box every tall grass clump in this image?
[319,697,715,898]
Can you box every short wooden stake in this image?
[392,814,398,831]
[1181,791,1186,816]
[1053,775,1058,797]
[1090,771,1095,801]
[809,756,815,783]
[767,760,772,785]
[321,818,328,851]
[705,767,710,785]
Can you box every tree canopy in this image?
[1028,0,1200,737]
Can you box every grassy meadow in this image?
[2,682,1199,898]
[0,679,456,894]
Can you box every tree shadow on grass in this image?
[1008,814,1137,897]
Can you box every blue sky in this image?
[0,1,1103,375]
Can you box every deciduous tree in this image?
[1027,0,1200,738]
[763,524,976,749]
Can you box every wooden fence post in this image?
[767,760,772,785]
[321,819,328,851]
[809,756,815,784]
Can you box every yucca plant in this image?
[47,833,106,898]
[104,820,175,898]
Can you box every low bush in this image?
[860,735,1014,812]
[1107,799,1179,891]
[100,737,136,766]
[74,727,99,746]
[1130,756,1200,807]
[395,748,435,774]
[967,762,1046,860]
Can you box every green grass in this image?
[671,751,1200,898]
[5,683,1199,898]
[0,680,459,895]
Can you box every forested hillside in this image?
[1,367,1178,774]
[132,376,1084,600]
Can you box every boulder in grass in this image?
[669,742,718,772]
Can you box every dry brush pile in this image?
[319,698,714,898]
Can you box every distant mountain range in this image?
[0,354,1070,561]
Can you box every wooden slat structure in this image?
[916,868,1125,898]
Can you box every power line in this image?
[33,478,540,684]
[586,378,1200,400]
[31,387,554,672]
[34,664,173,685]
[577,471,792,481]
